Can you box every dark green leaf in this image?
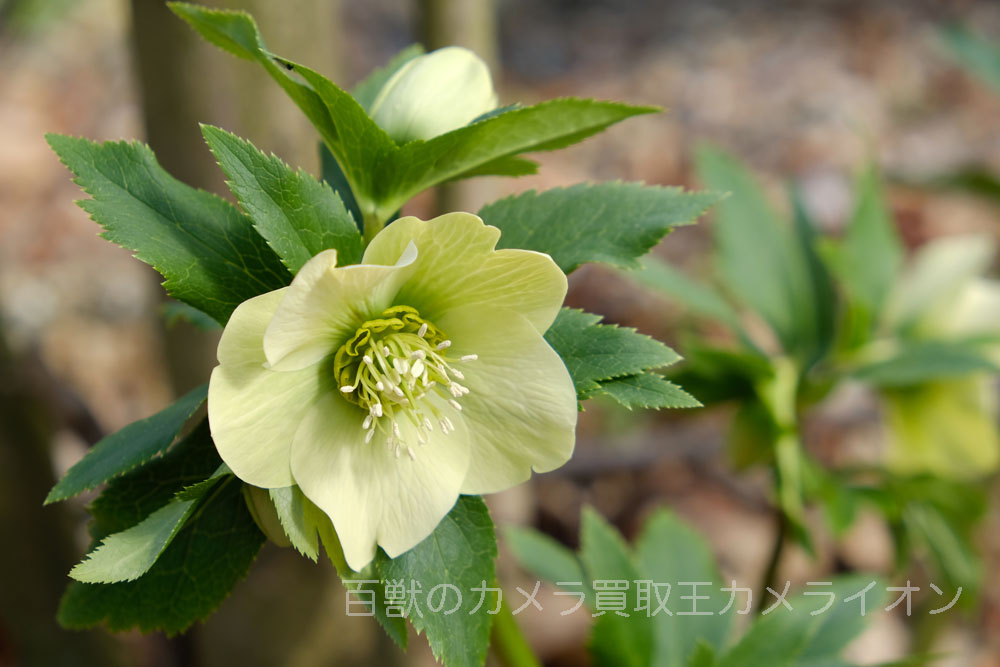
[789,185,837,366]
[58,474,263,635]
[592,373,701,410]
[319,142,363,228]
[45,384,208,504]
[69,469,228,584]
[545,308,681,397]
[203,125,363,272]
[479,182,720,273]
[376,496,497,667]
[46,134,290,324]
[378,101,659,219]
[88,419,222,541]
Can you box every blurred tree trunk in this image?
[0,330,122,667]
[130,0,342,396]
[418,0,500,215]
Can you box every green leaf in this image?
[851,340,999,387]
[939,24,1000,94]
[635,511,731,666]
[352,44,425,111]
[631,256,745,336]
[169,3,397,220]
[789,185,837,366]
[592,373,701,410]
[379,101,659,219]
[203,125,363,272]
[821,165,903,320]
[545,308,681,397]
[45,383,208,504]
[716,577,885,667]
[696,146,821,358]
[579,507,654,667]
[376,496,497,667]
[69,469,228,584]
[46,134,290,324]
[171,4,654,224]
[688,641,718,667]
[478,182,720,273]
[58,474,264,635]
[319,142,363,228]
[88,419,223,540]
[504,526,585,585]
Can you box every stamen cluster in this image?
[333,305,477,460]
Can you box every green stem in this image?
[491,595,541,667]
[363,211,385,245]
[756,510,787,616]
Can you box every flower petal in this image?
[435,305,578,494]
[209,288,331,488]
[290,392,470,571]
[263,244,418,371]
[362,213,567,333]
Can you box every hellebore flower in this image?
[881,235,1000,478]
[369,46,498,143]
[208,213,577,570]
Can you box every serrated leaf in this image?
[376,496,497,667]
[203,125,363,272]
[171,4,655,226]
[715,577,885,667]
[88,419,223,541]
[579,507,654,667]
[378,102,659,220]
[352,44,425,111]
[635,511,731,667]
[69,469,228,584]
[696,146,822,358]
[851,340,999,387]
[46,134,290,324]
[594,373,701,410]
[478,182,720,273]
[58,474,264,635]
[45,383,208,504]
[545,308,681,397]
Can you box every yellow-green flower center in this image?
[333,305,476,459]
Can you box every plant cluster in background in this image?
[627,145,1000,625]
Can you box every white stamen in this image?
[461,354,478,362]
[449,399,463,411]
[439,418,451,434]
[417,323,428,337]
[452,369,465,380]
[372,403,383,418]
[442,416,455,432]
[365,429,375,443]
[423,418,434,431]
[363,355,374,365]
[436,340,452,351]
[375,380,385,391]
[340,385,355,393]
[394,386,405,397]
[384,346,391,357]
[411,349,426,360]
[394,443,401,458]
[362,415,372,430]
[411,359,425,378]
[392,421,401,438]
[407,446,416,460]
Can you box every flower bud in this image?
[369,46,498,143]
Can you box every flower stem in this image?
[490,596,540,667]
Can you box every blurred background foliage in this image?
[3,0,1000,665]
